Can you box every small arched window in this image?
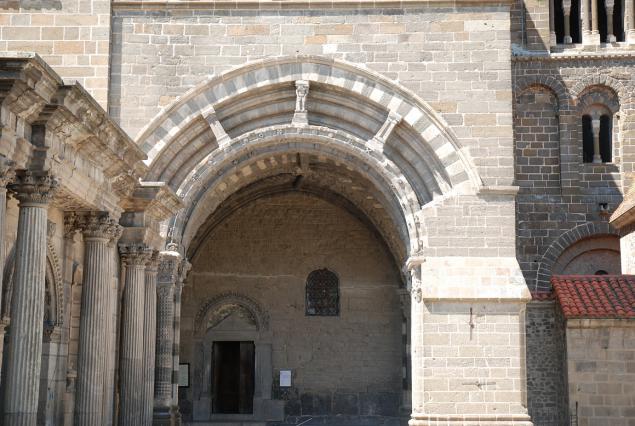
[582,113,612,163]
[305,269,339,316]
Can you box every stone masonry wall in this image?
[513,58,633,291]
[180,192,404,422]
[566,320,635,425]
[0,0,112,108]
[109,4,515,187]
[525,301,567,426]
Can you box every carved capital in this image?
[8,170,58,205]
[0,157,16,188]
[146,250,160,273]
[76,212,121,241]
[158,254,180,284]
[118,244,153,266]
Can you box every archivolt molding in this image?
[570,75,631,105]
[1,238,64,327]
[513,75,569,110]
[137,56,481,190]
[46,239,64,327]
[535,222,621,291]
[171,124,423,258]
[194,292,269,333]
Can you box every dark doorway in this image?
[212,341,255,414]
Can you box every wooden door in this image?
[212,341,255,414]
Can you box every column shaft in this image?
[73,213,119,425]
[582,0,591,41]
[562,1,573,43]
[3,171,57,426]
[154,252,179,422]
[143,255,159,425]
[172,283,183,413]
[102,242,118,425]
[549,0,557,45]
[118,245,151,426]
[592,0,599,33]
[0,159,14,381]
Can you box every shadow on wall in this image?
[0,1,63,10]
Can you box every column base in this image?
[410,414,533,426]
[153,406,176,426]
[627,30,635,43]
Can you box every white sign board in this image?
[280,370,291,387]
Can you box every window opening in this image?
[555,0,582,43]
[305,269,339,316]
[582,113,612,163]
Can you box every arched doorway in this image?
[137,56,483,425]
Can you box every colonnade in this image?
[551,0,635,44]
[0,164,185,425]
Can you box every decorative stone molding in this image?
[194,292,269,333]
[119,244,153,266]
[158,251,182,284]
[0,157,16,187]
[76,212,122,241]
[8,170,58,205]
[368,110,402,150]
[535,222,620,291]
[46,239,64,327]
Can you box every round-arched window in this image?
[305,269,339,316]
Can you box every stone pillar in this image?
[549,0,557,46]
[408,257,533,426]
[626,0,635,41]
[172,281,183,421]
[581,0,591,43]
[591,0,601,42]
[72,212,120,425]
[154,251,181,424]
[3,170,57,425]
[592,117,602,163]
[562,0,573,43]
[142,252,159,425]
[606,0,616,41]
[102,226,122,425]
[118,244,151,426]
[0,157,15,380]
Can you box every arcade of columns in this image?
[552,0,635,44]
[0,55,186,425]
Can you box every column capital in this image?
[119,244,153,266]
[0,157,16,188]
[146,250,160,273]
[8,170,58,206]
[76,212,122,241]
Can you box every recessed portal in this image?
[212,341,255,414]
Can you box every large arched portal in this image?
[137,57,535,425]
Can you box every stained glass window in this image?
[305,269,339,316]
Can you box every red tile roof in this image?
[551,275,635,319]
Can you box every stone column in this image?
[3,170,57,425]
[581,0,591,43]
[591,0,601,42]
[626,0,635,41]
[0,157,15,380]
[154,251,180,423]
[606,0,616,41]
[102,226,122,425]
[592,117,602,163]
[142,252,159,425]
[562,0,573,43]
[72,212,120,425]
[172,281,183,420]
[549,0,557,46]
[118,244,151,426]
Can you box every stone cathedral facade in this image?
[1,0,635,425]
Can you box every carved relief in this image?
[8,170,58,205]
[194,293,269,333]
